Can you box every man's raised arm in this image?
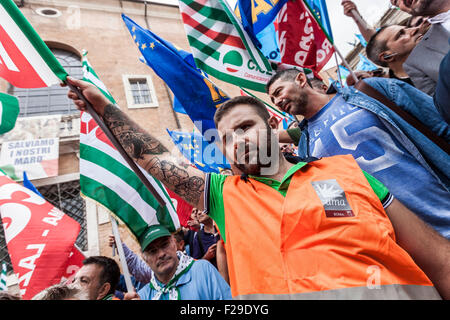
[65,77,206,210]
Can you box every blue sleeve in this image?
[123,243,152,284]
[362,77,450,141]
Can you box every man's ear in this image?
[268,115,279,130]
[97,282,111,300]
[294,72,308,88]
[379,51,395,64]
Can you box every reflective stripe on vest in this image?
[222,155,438,299]
[235,284,441,300]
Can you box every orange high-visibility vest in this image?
[222,155,440,299]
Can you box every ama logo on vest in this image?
[311,179,355,218]
[222,50,243,73]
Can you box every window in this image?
[123,75,159,108]
[9,48,83,118]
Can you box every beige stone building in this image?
[0,0,244,295]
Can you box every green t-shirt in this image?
[286,127,302,146]
[207,161,391,243]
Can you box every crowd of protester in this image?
[5,0,448,301]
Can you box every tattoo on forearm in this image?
[103,104,168,158]
[102,104,205,205]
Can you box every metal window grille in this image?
[0,180,87,273]
[129,78,152,105]
[9,49,83,118]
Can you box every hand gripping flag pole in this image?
[66,81,167,208]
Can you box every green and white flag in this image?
[0,93,19,134]
[0,0,67,88]
[179,0,273,92]
[79,53,180,239]
[81,50,116,104]
[0,262,7,291]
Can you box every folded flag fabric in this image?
[235,0,288,38]
[278,0,334,72]
[0,93,19,134]
[167,129,231,174]
[356,53,378,71]
[22,171,43,198]
[0,262,7,291]
[304,0,334,41]
[0,171,80,299]
[123,14,228,136]
[0,0,67,88]
[355,33,367,47]
[178,0,273,92]
[81,50,116,104]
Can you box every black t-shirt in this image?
[389,69,415,87]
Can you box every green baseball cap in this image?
[139,224,171,252]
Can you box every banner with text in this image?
[0,138,59,181]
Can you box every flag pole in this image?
[334,53,344,87]
[66,82,166,207]
[110,215,134,293]
[333,44,359,84]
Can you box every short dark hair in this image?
[214,96,270,128]
[366,26,389,67]
[83,256,120,296]
[173,229,185,243]
[266,69,302,93]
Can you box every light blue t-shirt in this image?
[137,259,232,300]
[305,94,450,238]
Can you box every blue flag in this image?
[356,53,378,71]
[122,14,229,139]
[167,130,231,174]
[355,34,367,47]
[304,0,334,41]
[256,22,281,62]
[338,65,350,81]
[23,171,43,198]
[236,0,288,45]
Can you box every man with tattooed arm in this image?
[65,77,449,300]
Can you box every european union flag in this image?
[122,14,229,138]
[167,130,231,174]
[356,53,378,72]
[304,0,334,41]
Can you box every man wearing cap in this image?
[267,69,450,240]
[125,224,231,300]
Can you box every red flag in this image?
[166,189,193,228]
[60,245,85,285]
[278,0,334,73]
[0,172,80,299]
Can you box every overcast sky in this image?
[153,0,393,68]
[323,0,391,68]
